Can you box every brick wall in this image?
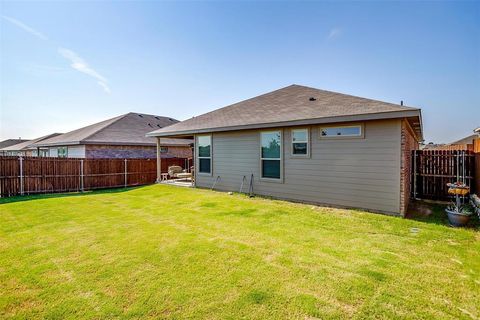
[85,145,157,159]
[163,146,192,158]
[400,120,419,216]
[85,144,192,159]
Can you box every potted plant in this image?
[446,182,472,227]
[445,203,474,227]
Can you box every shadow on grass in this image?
[406,200,480,229]
[0,186,144,205]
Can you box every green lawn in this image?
[1,185,479,319]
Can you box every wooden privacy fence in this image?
[411,150,476,201]
[0,156,189,197]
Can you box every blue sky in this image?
[1,1,479,143]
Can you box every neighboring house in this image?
[423,129,480,151]
[450,134,478,146]
[0,139,29,155]
[421,142,446,150]
[33,112,192,159]
[148,84,423,216]
[0,133,62,156]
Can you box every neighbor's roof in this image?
[33,113,192,147]
[450,134,478,145]
[147,84,422,139]
[1,133,62,151]
[0,139,29,149]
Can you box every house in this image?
[423,129,480,151]
[451,134,479,145]
[0,139,29,149]
[33,113,192,159]
[0,139,29,155]
[0,133,62,156]
[147,85,423,216]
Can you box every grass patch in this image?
[1,185,479,319]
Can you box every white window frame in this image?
[260,130,283,182]
[197,135,212,176]
[291,128,309,157]
[319,124,364,139]
[57,146,68,158]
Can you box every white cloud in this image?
[2,15,48,40]
[327,28,342,40]
[97,81,111,94]
[58,47,110,93]
[2,15,110,94]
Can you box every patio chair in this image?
[168,165,183,178]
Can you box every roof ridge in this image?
[291,84,419,110]
[182,85,418,125]
[147,84,423,139]
[81,112,179,143]
[78,113,129,143]
[184,84,297,121]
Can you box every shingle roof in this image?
[0,139,29,149]
[450,134,478,145]
[147,84,422,138]
[33,113,192,147]
[1,133,62,151]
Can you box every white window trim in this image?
[319,124,364,139]
[291,128,310,158]
[260,130,283,182]
[197,134,212,176]
[58,146,68,158]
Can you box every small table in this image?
[161,173,169,181]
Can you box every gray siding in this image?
[196,119,402,214]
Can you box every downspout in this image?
[192,134,196,188]
[156,137,162,183]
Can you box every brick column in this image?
[400,120,419,216]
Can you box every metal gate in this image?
[411,150,475,201]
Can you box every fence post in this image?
[124,159,127,188]
[19,156,24,195]
[80,159,84,192]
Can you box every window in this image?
[292,128,309,156]
[160,146,168,153]
[261,131,281,179]
[320,125,362,137]
[58,147,68,158]
[197,135,211,174]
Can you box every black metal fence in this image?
[411,150,475,201]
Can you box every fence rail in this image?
[411,150,476,201]
[0,156,189,197]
